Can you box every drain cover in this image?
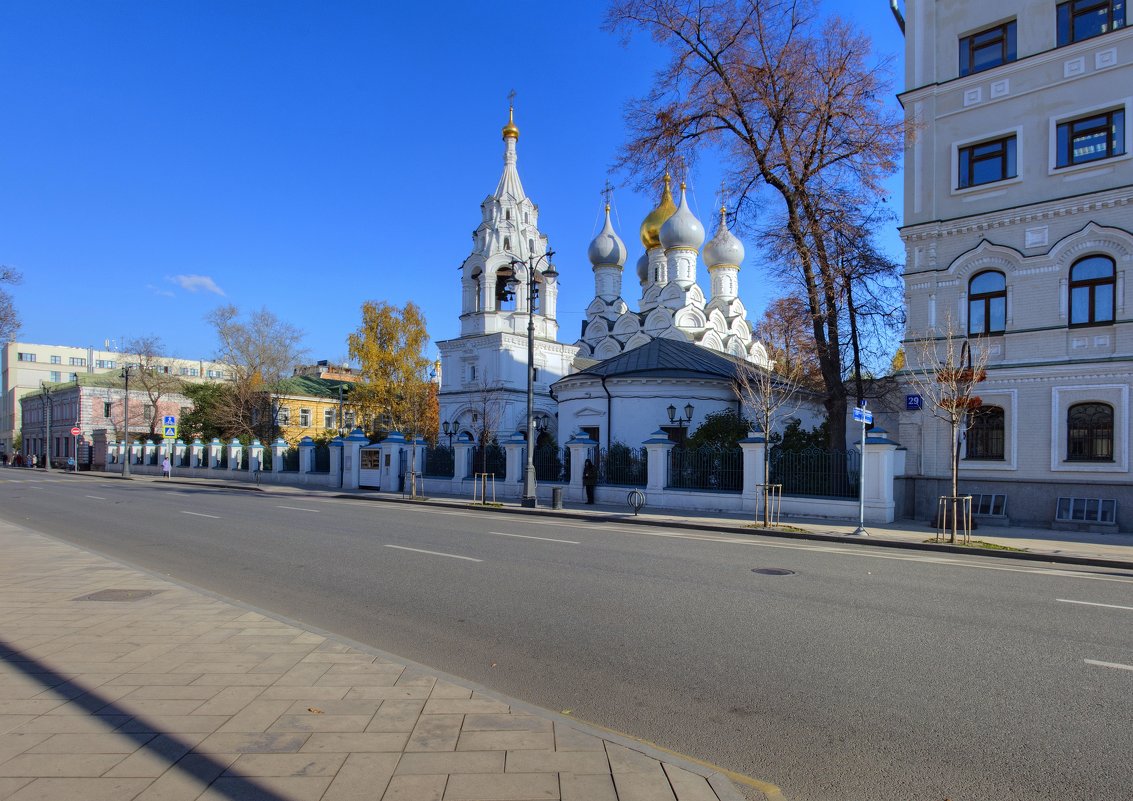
[752,568,795,576]
[75,589,163,602]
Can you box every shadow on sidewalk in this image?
[0,639,293,800]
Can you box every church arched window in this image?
[524,212,529,223]
[528,239,534,255]
[503,237,511,252]
[506,209,511,221]
[495,265,516,310]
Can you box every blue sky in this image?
[0,1,906,365]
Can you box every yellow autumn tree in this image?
[347,301,433,439]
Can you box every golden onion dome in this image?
[639,173,677,249]
[502,105,519,140]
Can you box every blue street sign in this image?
[852,407,874,424]
[905,394,923,411]
[162,415,177,425]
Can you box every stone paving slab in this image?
[0,520,747,801]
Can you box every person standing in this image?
[582,458,597,504]
[161,454,171,478]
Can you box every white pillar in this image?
[272,438,287,473]
[861,426,900,524]
[452,433,474,491]
[298,436,315,474]
[249,440,264,471]
[739,433,767,512]
[329,436,344,487]
[380,432,405,492]
[191,439,204,468]
[227,438,242,472]
[504,432,526,489]
[342,429,367,490]
[207,438,223,470]
[643,429,674,493]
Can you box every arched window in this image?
[968,271,1006,335]
[1069,255,1115,326]
[495,265,516,310]
[1067,402,1113,462]
[503,237,510,251]
[966,405,1005,460]
[505,209,511,221]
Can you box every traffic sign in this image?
[162,415,176,426]
[70,426,81,436]
[162,425,177,438]
[852,407,874,424]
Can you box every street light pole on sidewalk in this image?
[120,365,133,477]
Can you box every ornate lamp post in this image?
[441,420,456,448]
[508,249,557,508]
[120,365,133,476]
[667,402,695,444]
[40,384,52,472]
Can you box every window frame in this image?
[959,20,1017,77]
[299,408,311,428]
[1066,402,1114,462]
[1068,255,1116,327]
[957,135,1018,189]
[1056,108,1126,168]
[324,409,336,429]
[968,271,1007,336]
[965,405,1006,460]
[1057,0,1126,46]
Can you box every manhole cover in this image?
[752,568,795,576]
[74,589,163,602]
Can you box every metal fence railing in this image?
[259,449,272,472]
[533,446,569,482]
[768,446,860,498]
[281,447,300,472]
[598,445,647,486]
[240,449,249,470]
[312,444,330,473]
[422,445,455,478]
[472,444,506,478]
[667,446,743,492]
[218,449,228,469]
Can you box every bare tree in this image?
[753,293,821,389]
[0,266,21,343]
[466,381,508,476]
[901,314,989,543]
[734,358,804,526]
[605,0,905,449]
[123,335,183,437]
[207,305,307,441]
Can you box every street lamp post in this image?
[508,250,557,508]
[120,365,133,476]
[667,402,695,444]
[441,421,455,448]
[40,384,52,472]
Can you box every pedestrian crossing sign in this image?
[162,415,177,439]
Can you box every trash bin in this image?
[551,486,564,510]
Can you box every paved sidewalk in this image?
[0,519,750,801]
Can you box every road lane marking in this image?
[277,505,320,513]
[180,511,220,519]
[490,531,579,544]
[1058,598,1133,611]
[1084,659,1133,672]
[84,495,107,500]
[383,544,482,562]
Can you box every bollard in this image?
[551,486,563,510]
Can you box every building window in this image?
[958,136,1016,188]
[968,271,1007,335]
[1067,402,1114,461]
[95,359,115,369]
[1057,0,1125,46]
[1069,255,1115,326]
[180,367,190,375]
[206,369,220,378]
[324,409,335,429]
[189,367,198,376]
[1056,109,1125,167]
[16,352,35,362]
[299,408,311,427]
[959,20,1016,76]
[469,365,477,382]
[49,371,61,383]
[68,357,86,366]
[966,406,1005,460]
[50,355,61,364]
[344,410,355,428]
[278,406,292,425]
[69,373,78,382]
[103,401,112,418]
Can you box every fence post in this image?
[248,439,263,472]
[739,430,767,514]
[643,430,674,495]
[504,432,526,490]
[228,438,242,472]
[341,428,366,490]
[298,436,315,474]
[143,440,155,466]
[272,438,287,473]
[174,438,186,467]
[452,432,474,491]
[862,426,900,524]
[190,438,203,468]
[380,431,405,492]
[207,438,222,470]
[566,431,596,504]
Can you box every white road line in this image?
[1058,598,1133,611]
[490,531,580,544]
[180,511,220,519]
[84,495,107,500]
[383,544,482,562]
[1084,659,1133,672]
[277,505,320,513]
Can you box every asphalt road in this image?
[1,471,1131,801]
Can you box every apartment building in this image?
[899,0,1133,530]
[1,341,228,455]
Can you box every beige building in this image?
[898,1,1133,529]
[1,341,227,455]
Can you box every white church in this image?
[435,108,781,452]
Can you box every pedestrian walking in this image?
[582,458,597,504]
[161,455,171,478]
